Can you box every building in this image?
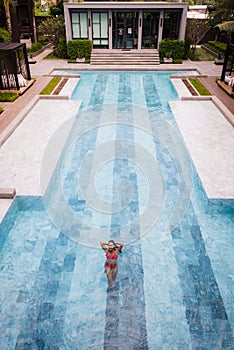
[64,1,188,50]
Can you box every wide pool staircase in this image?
[90,49,160,66]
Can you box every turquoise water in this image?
[0,71,234,349]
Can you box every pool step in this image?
[0,188,16,199]
[90,49,160,65]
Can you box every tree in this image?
[1,0,14,40]
[208,0,234,26]
[186,18,210,59]
[38,15,65,48]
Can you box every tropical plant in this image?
[0,27,10,42]
[1,0,14,40]
[208,0,234,26]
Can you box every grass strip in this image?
[40,77,62,95]
[0,106,3,113]
[43,52,60,60]
[0,92,19,102]
[189,78,211,96]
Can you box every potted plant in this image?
[164,52,173,63]
[214,50,224,65]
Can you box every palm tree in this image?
[209,0,234,26]
[1,0,14,41]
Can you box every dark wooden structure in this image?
[0,43,31,90]
[221,44,234,92]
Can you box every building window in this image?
[71,12,88,39]
[92,12,108,48]
[163,11,181,40]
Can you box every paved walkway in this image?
[0,49,233,141]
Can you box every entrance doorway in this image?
[112,12,138,49]
[142,12,159,49]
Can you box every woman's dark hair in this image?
[109,240,118,250]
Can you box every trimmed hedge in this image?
[57,37,67,59]
[67,39,92,63]
[159,39,185,62]
[0,92,19,102]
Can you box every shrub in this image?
[67,39,92,62]
[38,35,49,46]
[0,106,3,114]
[0,28,10,43]
[184,37,191,59]
[57,37,67,58]
[173,58,183,64]
[29,42,43,54]
[159,39,184,61]
[0,92,19,102]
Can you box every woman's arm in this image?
[115,242,123,253]
[100,242,108,252]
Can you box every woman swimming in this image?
[100,240,123,288]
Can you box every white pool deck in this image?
[0,63,234,223]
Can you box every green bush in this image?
[173,59,183,64]
[184,37,191,59]
[57,37,67,58]
[67,39,92,62]
[0,28,10,43]
[38,35,49,46]
[159,39,185,62]
[0,92,19,102]
[30,42,43,53]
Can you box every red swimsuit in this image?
[105,252,118,269]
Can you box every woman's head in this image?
[108,240,115,251]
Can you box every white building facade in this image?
[64,1,188,50]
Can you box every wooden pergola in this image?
[221,43,234,92]
[0,43,31,91]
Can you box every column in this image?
[157,10,164,48]
[109,10,112,49]
[64,6,72,41]
[178,7,188,40]
[138,10,143,50]
[88,10,92,41]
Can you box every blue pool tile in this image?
[37,303,54,322]
[63,253,76,272]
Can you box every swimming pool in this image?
[0,71,233,349]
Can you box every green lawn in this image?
[192,48,215,61]
[43,52,60,60]
[40,77,62,95]
[189,78,211,96]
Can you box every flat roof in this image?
[65,1,188,10]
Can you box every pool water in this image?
[0,72,234,349]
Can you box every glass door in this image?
[142,12,159,49]
[112,12,138,49]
